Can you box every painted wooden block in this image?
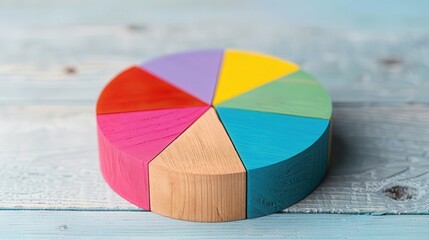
[97,107,209,209]
[212,49,299,105]
[217,70,332,120]
[149,108,246,222]
[216,107,330,218]
[142,49,223,104]
[96,49,332,222]
[96,66,207,114]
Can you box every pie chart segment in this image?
[142,49,224,104]
[97,106,210,210]
[212,49,300,105]
[217,70,332,120]
[149,108,246,222]
[215,107,330,218]
[247,124,330,218]
[98,127,150,209]
[96,66,208,115]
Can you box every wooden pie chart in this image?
[96,49,332,222]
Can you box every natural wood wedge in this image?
[149,108,247,222]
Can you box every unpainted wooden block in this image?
[149,108,246,222]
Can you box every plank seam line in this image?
[0,209,429,216]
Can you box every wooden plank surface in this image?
[0,211,428,239]
[1,1,429,104]
[1,0,429,237]
[1,103,428,214]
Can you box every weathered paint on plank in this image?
[0,0,428,237]
[0,211,428,239]
[1,1,429,104]
[0,104,428,213]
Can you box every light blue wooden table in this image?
[1,0,429,239]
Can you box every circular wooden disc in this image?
[96,49,332,222]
